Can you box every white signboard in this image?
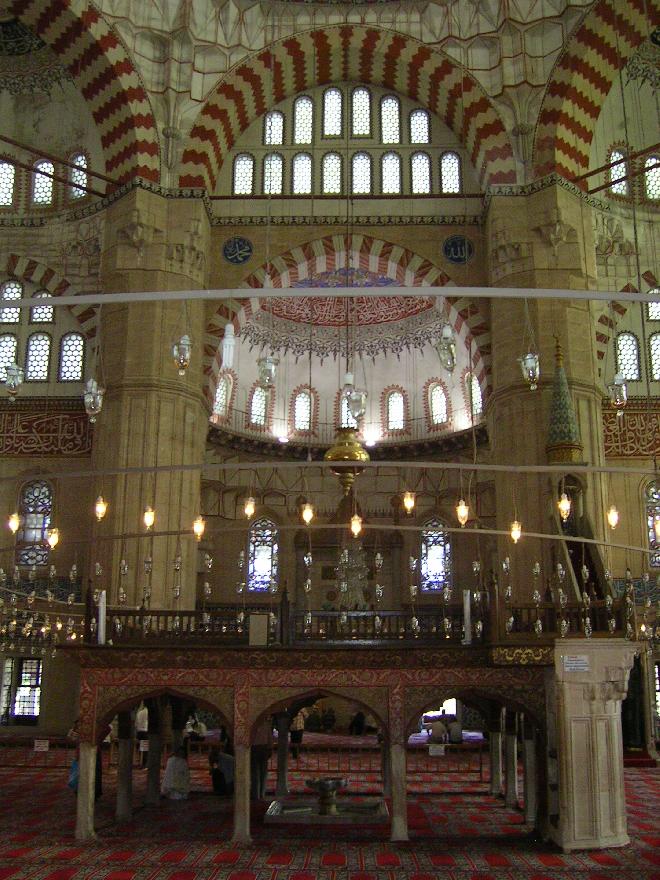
[429,744,446,756]
[33,739,49,752]
[563,654,590,673]
[139,739,149,752]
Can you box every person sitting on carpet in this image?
[349,710,366,735]
[448,718,463,744]
[184,713,207,742]
[429,718,448,743]
[161,747,191,800]
[209,744,235,796]
[290,707,308,759]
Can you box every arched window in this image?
[292,153,312,194]
[213,374,232,419]
[468,373,482,418]
[69,153,87,199]
[340,394,358,429]
[351,87,371,137]
[0,333,18,381]
[440,152,461,193]
[16,480,53,567]
[25,332,50,381]
[386,390,405,431]
[609,149,628,195]
[411,152,431,194]
[0,279,22,323]
[322,153,342,194]
[650,333,660,381]
[233,154,254,195]
[294,389,312,432]
[58,333,84,381]
[323,88,342,137]
[380,95,400,144]
[0,161,15,206]
[294,96,313,144]
[430,383,447,425]
[381,152,401,194]
[263,153,283,194]
[410,109,430,144]
[30,290,53,323]
[616,331,640,380]
[264,111,284,146]
[645,155,660,199]
[648,289,660,321]
[646,482,660,568]
[32,160,54,205]
[352,152,371,194]
[247,517,278,592]
[420,517,452,592]
[249,385,267,426]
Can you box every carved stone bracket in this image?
[166,218,206,282]
[116,208,164,263]
[489,218,531,282]
[532,209,576,256]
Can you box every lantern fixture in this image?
[83,378,105,423]
[435,323,456,373]
[557,492,571,522]
[47,528,60,549]
[456,498,469,527]
[510,520,522,543]
[172,334,192,376]
[519,351,540,391]
[257,354,278,389]
[7,512,19,534]
[94,496,108,522]
[655,513,660,543]
[301,502,314,525]
[350,514,362,537]
[143,506,155,530]
[5,363,24,401]
[193,515,206,541]
[607,505,619,529]
[402,491,415,514]
[341,372,368,422]
[607,373,627,415]
[244,496,256,519]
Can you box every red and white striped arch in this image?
[10,0,160,185]
[534,0,659,183]
[595,270,659,369]
[204,234,491,405]
[180,25,516,191]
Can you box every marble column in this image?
[75,742,97,841]
[145,700,162,806]
[115,711,133,822]
[522,716,537,826]
[275,713,290,797]
[551,639,639,852]
[382,739,392,797]
[389,741,408,841]
[488,708,504,797]
[233,744,252,844]
[504,711,519,808]
[640,645,660,763]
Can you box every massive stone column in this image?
[488,707,504,797]
[75,742,97,841]
[145,698,163,806]
[389,741,408,841]
[504,710,519,808]
[115,711,134,822]
[275,712,290,797]
[522,716,538,826]
[94,189,209,609]
[233,744,252,844]
[551,639,638,851]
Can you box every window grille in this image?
[420,517,452,591]
[616,332,640,380]
[247,518,278,592]
[58,333,84,381]
[233,154,254,195]
[0,161,15,206]
[440,152,461,193]
[33,160,54,204]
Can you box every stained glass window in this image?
[410,109,430,144]
[650,333,660,381]
[292,153,312,194]
[351,87,370,137]
[386,390,405,431]
[294,97,313,144]
[411,151,431,194]
[263,153,283,194]
[646,156,660,199]
[323,88,342,137]
[69,153,87,199]
[250,385,267,426]
[214,375,231,418]
[294,389,312,431]
[352,152,371,194]
[609,150,628,195]
[646,482,660,568]
[33,160,54,204]
[648,290,660,321]
[430,384,447,424]
[322,152,342,194]
[0,161,15,206]
[469,374,482,418]
[381,152,401,194]
[420,517,452,591]
[440,152,461,193]
[247,517,278,592]
[13,659,41,718]
[340,394,358,429]
[0,334,17,381]
[380,95,400,144]
[16,480,52,567]
[616,332,640,380]
[25,332,50,381]
[30,291,53,323]
[0,280,22,323]
[233,154,254,195]
[264,111,284,146]
[58,333,84,381]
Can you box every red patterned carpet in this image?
[0,761,657,880]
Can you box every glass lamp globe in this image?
[244,497,256,518]
[606,505,619,529]
[350,514,362,537]
[456,498,469,527]
[5,363,24,401]
[257,355,279,389]
[7,512,19,534]
[172,334,192,376]
[607,373,627,414]
[519,352,540,390]
[557,492,571,522]
[143,506,155,530]
[435,324,456,373]
[402,491,415,514]
[94,496,108,521]
[510,519,522,543]
[193,515,206,541]
[47,528,60,549]
[347,388,368,420]
[301,502,314,525]
[83,378,105,423]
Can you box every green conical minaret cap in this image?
[546,338,583,464]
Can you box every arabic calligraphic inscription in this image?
[442,235,474,265]
[222,236,253,266]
